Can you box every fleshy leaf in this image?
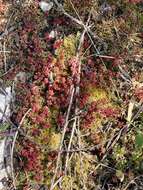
[135,132,143,147]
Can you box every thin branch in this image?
[0,11,14,40]
[64,14,91,173]
[3,41,7,72]
[53,0,84,26]
[122,175,143,190]
[10,108,31,189]
[50,86,75,190]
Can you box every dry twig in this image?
[10,108,31,189]
[50,86,75,190]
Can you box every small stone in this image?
[49,30,57,39]
[39,1,54,12]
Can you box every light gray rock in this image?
[0,87,12,123]
[39,1,54,12]
[0,86,13,189]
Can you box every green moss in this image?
[48,132,61,151]
[87,87,108,103]
[113,145,127,170]
[16,172,27,189]
[56,33,80,63]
